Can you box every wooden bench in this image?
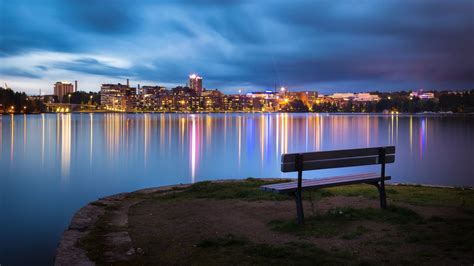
[261,146,396,224]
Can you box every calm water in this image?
[0,113,473,265]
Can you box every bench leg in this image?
[294,191,305,225]
[373,182,387,209]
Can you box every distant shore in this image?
[3,111,474,115]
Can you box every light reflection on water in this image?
[0,113,473,265]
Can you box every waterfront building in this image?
[201,89,224,111]
[138,85,167,109]
[410,91,435,100]
[330,92,380,102]
[100,83,137,111]
[354,93,380,102]
[330,93,356,101]
[54,81,74,102]
[189,74,203,96]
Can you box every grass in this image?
[78,202,125,264]
[137,178,474,209]
[321,184,474,207]
[194,234,355,265]
[268,205,421,237]
[153,178,292,201]
[341,225,370,240]
[78,210,112,264]
[403,216,474,252]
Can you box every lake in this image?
[0,113,473,265]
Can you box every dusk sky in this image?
[1,0,473,94]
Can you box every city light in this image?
[4,75,461,115]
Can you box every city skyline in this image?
[1,1,473,94]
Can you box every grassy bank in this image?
[79,179,474,265]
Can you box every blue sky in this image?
[1,0,473,94]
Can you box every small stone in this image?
[136,247,144,255]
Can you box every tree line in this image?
[0,88,46,113]
[1,88,101,114]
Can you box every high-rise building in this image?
[54,81,74,102]
[189,74,203,96]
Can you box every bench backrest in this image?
[281,146,395,173]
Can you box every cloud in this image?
[53,58,131,78]
[0,67,42,79]
[1,0,473,94]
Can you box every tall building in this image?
[189,74,203,96]
[54,81,74,102]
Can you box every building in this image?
[354,93,380,102]
[410,91,435,100]
[100,83,137,111]
[330,93,356,101]
[138,85,167,109]
[54,82,74,102]
[329,93,380,102]
[189,74,203,96]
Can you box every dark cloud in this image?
[0,68,42,79]
[2,0,473,91]
[54,58,131,78]
[58,0,141,34]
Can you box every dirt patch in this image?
[56,179,474,265]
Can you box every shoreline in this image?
[3,111,474,116]
[54,179,473,265]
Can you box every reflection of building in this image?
[100,83,137,111]
[189,74,203,96]
[54,82,74,102]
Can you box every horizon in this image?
[1,0,473,94]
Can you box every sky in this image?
[1,0,473,95]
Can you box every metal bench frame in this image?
[262,146,395,224]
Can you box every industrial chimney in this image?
[75,80,78,92]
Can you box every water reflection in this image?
[1,113,453,185]
[90,113,93,166]
[0,116,2,158]
[190,116,197,182]
[420,118,427,160]
[60,114,71,179]
[42,114,45,165]
[11,114,14,162]
[1,113,473,265]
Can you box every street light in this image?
[68,94,72,104]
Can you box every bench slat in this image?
[263,173,378,190]
[264,173,379,190]
[281,155,395,172]
[282,146,395,163]
[261,173,390,194]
